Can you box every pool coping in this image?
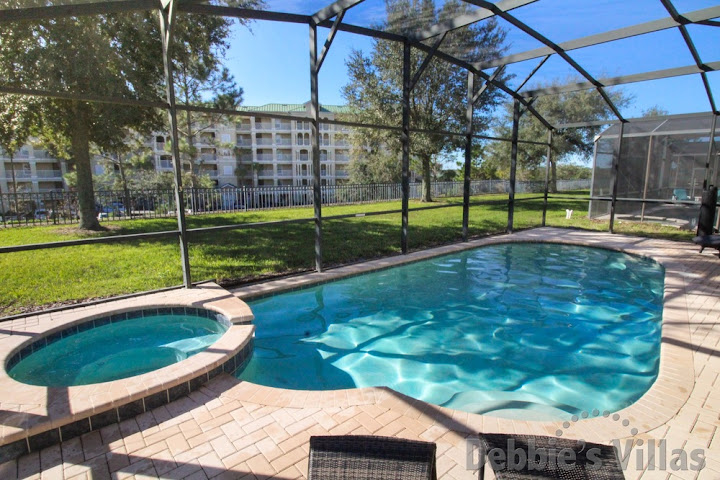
[229,228,696,445]
[0,283,255,461]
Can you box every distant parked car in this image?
[97,204,125,217]
[34,209,48,220]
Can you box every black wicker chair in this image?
[308,435,437,480]
[478,433,625,480]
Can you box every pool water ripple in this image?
[238,243,664,420]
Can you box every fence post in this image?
[310,22,323,271]
[462,70,474,242]
[507,99,520,234]
[159,2,192,288]
[542,129,552,227]
[609,122,625,234]
[401,40,411,254]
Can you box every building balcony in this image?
[336,170,349,178]
[32,150,55,160]
[276,153,293,162]
[35,170,63,179]
[275,121,292,130]
[257,170,274,177]
[275,138,292,146]
[256,138,274,146]
[236,123,251,131]
[335,155,350,163]
[256,154,274,162]
[276,169,293,177]
[255,123,274,130]
[236,139,253,147]
[4,171,32,179]
[200,170,219,178]
[200,154,217,162]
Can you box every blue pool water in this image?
[9,313,227,387]
[238,243,664,420]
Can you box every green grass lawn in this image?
[0,192,694,317]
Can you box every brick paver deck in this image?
[1,228,718,479]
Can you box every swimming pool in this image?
[8,308,229,387]
[238,243,664,420]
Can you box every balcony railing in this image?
[237,155,253,163]
[336,155,350,163]
[201,170,219,178]
[258,170,274,177]
[200,154,217,162]
[256,154,274,162]
[256,138,274,146]
[33,150,55,159]
[275,138,292,146]
[236,123,251,131]
[336,170,349,177]
[4,171,32,179]
[35,170,63,178]
[255,123,273,130]
[275,121,292,130]
[236,139,252,147]
[276,169,293,177]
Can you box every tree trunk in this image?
[117,154,132,218]
[421,154,432,202]
[9,152,19,214]
[549,159,558,194]
[72,102,101,230]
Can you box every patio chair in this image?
[478,433,625,480]
[692,185,720,253]
[308,435,437,480]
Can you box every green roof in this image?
[240,102,351,114]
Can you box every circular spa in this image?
[238,243,665,421]
[7,307,230,387]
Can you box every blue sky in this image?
[225,0,720,119]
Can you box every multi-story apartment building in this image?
[0,102,353,195]
[0,144,66,195]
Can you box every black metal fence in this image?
[0,179,589,227]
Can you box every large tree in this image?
[343,0,509,201]
[484,83,633,191]
[0,1,259,229]
[1,8,167,229]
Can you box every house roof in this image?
[240,103,352,114]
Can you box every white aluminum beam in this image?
[477,5,720,69]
